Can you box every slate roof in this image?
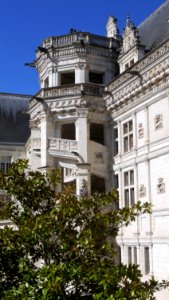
[138,0,169,50]
[0,93,31,144]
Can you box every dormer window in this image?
[118,16,145,73]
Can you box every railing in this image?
[48,138,78,152]
[42,33,111,49]
[30,84,104,105]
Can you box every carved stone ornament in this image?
[154,114,163,130]
[121,16,140,53]
[75,62,87,70]
[138,123,144,139]
[139,184,146,198]
[80,179,88,197]
[106,16,119,38]
[157,178,165,194]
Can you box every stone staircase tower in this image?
[29,30,119,195]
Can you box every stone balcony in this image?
[48,137,79,160]
[29,83,105,113]
[42,32,112,50]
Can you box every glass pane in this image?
[129,134,133,149]
[124,172,129,186]
[124,136,128,152]
[123,123,128,134]
[130,170,134,185]
[130,188,135,206]
[145,247,150,275]
[114,175,119,189]
[128,247,132,265]
[0,163,5,172]
[114,141,118,155]
[134,247,137,264]
[114,128,118,139]
[125,189,129,207]
[129,120,133,132]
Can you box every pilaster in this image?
[40,111,55,168]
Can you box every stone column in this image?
[75,63,89,84]
[75,108,90,195]
[40,111,55,170]
[29,119,41,171]
[49,66,59,87]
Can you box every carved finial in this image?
[121,16,140,53]
[126,15,134,28]
[106,16,119,38]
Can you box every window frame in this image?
[124,169,135,207]
[0,156,12,173]
[123,120,133,153]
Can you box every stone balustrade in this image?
[42,33,111,49]
[30,83,104,109]
[48,138,78,152]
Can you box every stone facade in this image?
[1,1,169,299]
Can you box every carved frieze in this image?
[154,114,163,131]
[75,62,87,70]
[138,123,144,139]
[139,184,146,198]
[157,178,165,194]
[48,138,78,152]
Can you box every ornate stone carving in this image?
[139,184,146,198]
[76,109,88,118]
[75,62,87,70]
[107,40,169,93]
[80,179,88,197]
[138,123,144,139]
[48,138,78,152]
[121,16,140,53]
[157,178,165,194]
[106,16,119,38]
[154,114,163,130]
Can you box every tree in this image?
[0,159,168,299]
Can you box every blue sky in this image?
[0,0,165,95]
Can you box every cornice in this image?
[106,38,169,112]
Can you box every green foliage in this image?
[0,159,168,299]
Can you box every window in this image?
[134,246,137,264]
[124,170,134,207]
[89,71,104,84]
[144,247,150,275]
[123,120,133,152]
[0,156,11,173]
[128,247,132,265]
[114,127,118,155]
[90,123,104,145]
[60,72,75,85]
[127,246,137,266]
